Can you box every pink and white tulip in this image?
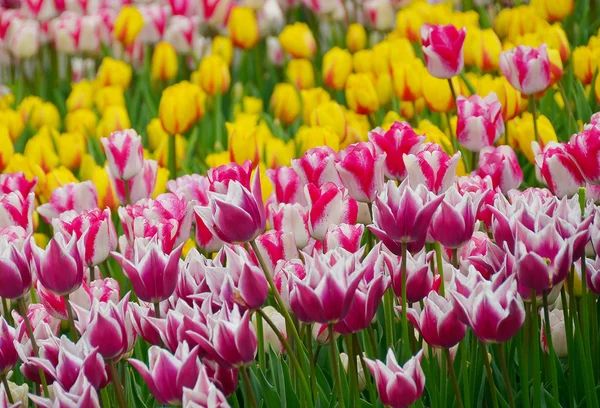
[456,93,504,152]
[291,146,342,187]
[37,181,98,223]
[0,233,31,299]
[266,166,306,205]
[500,44,551,95]
[324,223,364,253]
[335,142,386,203]
[110,159,158,205]
[101,129,145,181]
[0,172,37,198]
[421,24,466,79]
[268,203,310,250]
[253,230,298,275]
[305,182,359,241]
[0,317,17,376]
[535,141,585,198]
[566,125,600,185]
[403,147,461,195]
[0,192,34,233]
[472,145,523,194]
[384,250,436,303]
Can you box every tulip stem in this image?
[447,78,459,153]
[529,96,541,146]
[367,325,378,358]
[328,324,345,408]
[256,311,266,370]
[1,375,13,404]
[124,180,131,206]
[307,325,317,402]
[345,335,360,406]
[560,286,576,406]
[1,298,11,326]
[497,344,515,408]
[168,134,177,180]
[479,340,499,408]
[542,291,560,408]
[444,348,464,408]
[400,242,410,360]
[451,248,458,269]
[153,302,161,319]
[240,366,258,408]
[63,294,79,341]
[530,292,542,408]
[557,80,576,135]
[108,360,128,408]
[256,308,314,408]
[89,266,95,283]
[521,305,531,408]
[17,297,49,398]
[434,242,445,296]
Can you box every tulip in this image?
[253,230,298,275]
[324,223,364,253]
[226,121,260,168]
[500,44,551,95]
[162,15,197,54]
[22,0,58,21]
[113,6,144,46]
[266,36,284,67]
[110,160,158,205]
[540,308,568,358]
[182,364,231,407]
[270,83,301,126]
[0,233,31,300]
[407,291,467,349]
[404,147,461,195]
[196,55,231,96]
[195,168,265,244]
[456,93,504,152]
[572,46,599,85]
[322,47,353,91]
[451,275,525,343]
[335,142,386,203]
[345,73,380,115]
[29,376,100,408]
[151,42,178,81]
[365,349,425,408]
[0,110,24,143]
[391,58,425,102]
[266,166,305,205]
[291,146,342,187]
[566,126,600,185]
[212,36,234,66]
[0,317,17,376]
[0,173,37,199]
[472,145,523,194]
[252,305,286,354]
[228,6,259,50]
[159,82,203,136]
[384,250,436,303]
[267,203,310,250]
[346,23,366,53]
[9,19,40,60]
[535,142,585,198]
[0,191,34,234]
[286,59,315,90]
[305,182,359,241]
[100,129,144,181]
[368,122,425,181]
[0,126,13,171]
[364,0,395,31]
[377,73,393,108]
[536,0,573,21]
[420,24,466,79]
[208,161,253,192]
[278,22,316,59]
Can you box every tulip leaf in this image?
[252,365,282,408]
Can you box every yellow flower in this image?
[257,164,273,203]
[195,55,231,96]
[159,81,202,135]
[511,112,557,162]
[279,22,316,59]
[300,87,331,123]
[532,0,573,22]
[286,59,315,90]
[79,154,97,181]
[146,118,168,151]
[205,151,231,168]
[3,154,46,196]
[94,86,126,115]
[542,23,571,62]
[422,74,462,113]
[66,80,93,112]
[310,101,347,144]
[547,48,564,87]
[56,132,86,170]
[0,92,14,111]
[372,39,415,76]
[43,166,78,201]
[0,109,24,141]
[572,46,598,85]
[212,36,234,66]
[154,134,187,170]
[346,23,367,53]
[65,109,97,138]
[399,99,426,120]
[477,76,523,122]
[227,121,260,166]
[242,96,263,115]
[0,125,13,170]
[392,58,424,102]
[395,6,423,43]
[344,110,371,146]
[182,238,197,259]
[17,96,43,123]
[345,73,379,115]
[33,233,49,249]
[96,106,131,139]
[151,42,178,81]
[376,73,393,107]
[91,166,118,210]
[113,6,144,46]
[95,57,133,90]
[265,138,295,168]
[353,50,374,74]
[478,29,502,72]
[153,166,169,198]
[29,102,60,130]
[228,7,259,50]
[24,129,60,173]
[296,126,340,153]
[323,47,353,91]
[381,111,403,130]
[270,83,301,126]
[417,119,454,154]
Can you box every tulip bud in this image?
[346,23,366,53]
[9,19,40,59]
[323,47,353,91]
[540,308,569,358]
[392,58,425,102]
[566,126,600,185]
[109,160,158,205]
[96,106,132,139]
[279,22,316,59]
[195,55,231,96]
[301,87,331,123]
[228,6,259,50]
[113,6,144,46]
[286,58,315,90]
[345,73,379,115]
[336,142,386,203]
[404,147,461,195]
[456,93,504,152]
[535,142,585,198]
[0,317,17,375]
[364,0,395,31]
[151,41,178,81]
[500,44,551,95]
[270,83,301,125]
[101,129,144,181]
[421,24,466,79]
[159,82,202,135]
[472,145,523,193]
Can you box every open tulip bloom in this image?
[3,1,600,407]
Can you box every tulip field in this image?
[3,0,600,406]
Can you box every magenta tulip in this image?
[335,142,386,202]
[403,146,461,194]
[324,223,364,253]
[37,181,98,223]
[266,166,306,205]
[456,93,504,152]
[0,191,34,233]
[500,44,551,95]
[100,129,144,181]
[110,159,158,205]
[268,202,310,250]
[291,146,342,187]
[421,24,466,79]
[384,250,435,303]
[0,317,17,376]
[536,142,585,198]
[472,145,523,194]
[29,375,100,408]
[182,365,231,408]
[253,230,299,275]
[0,172,37,197]
[0,234,31,299]
[208,160,252,193]
[305,182,359,241]
[566,124,600,185]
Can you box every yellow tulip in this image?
[417,119,454,154]
[65,109,97,138]
[195,55,231,96]
[376,73,393,107]
[265,138,295,168]
[346,23,367,53]
[286,59,315,90]
[96,106,131,139]
[594,75,600,106]
[227,121,260,166]
[392,58,424,102]
[151,42,178,81]
[381,111,403,130]
[478,29,502,72]
[212,36,234,66]
[159,81,201,135]
[91,166,118,210]
[79,154,97,181]
[422,74,462,113]
[154,134,187,170]
[511,112,557,163]
[372,39,415,76]
[547,48,564,87]
[17,96,43,123]
[182,238,197,259]
[296,126,340,153]
[113,6,144,46]
[3,154,46,196]
[66,80,93,112]
[572,46,598,85]
[344,109,371,146]
[300,87,331,124]
[400,99,426,120]
[0,125,13,170]
[33,233,49,249]
[94,86,126,115]
[243,96,263,115]
[43,166,78,201]
[279,22,316,59]
[24,130,60,173]
[153,166,169,198]
[345,73,380,115]
[228,7,259,50]
[395,6,423,43]
[270,83,301,126]
[542,23,571,62]
[205,151,231,168]
[0,109,24,141]
[146,118,168,151]
[353,50,374,74]
[29,102,60,130]
[56,132,86,170]
[95,57,133,90]
[0,92,14,111]
[310,101,347,144]
[493,7,512,38]
[532,0,573,21]
[322,47,353,91]
[506,6,548,43]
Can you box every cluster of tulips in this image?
[1,0,600,407]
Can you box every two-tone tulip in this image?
[472,145,523,194]
[37,181,98,222]
[535,142,585,198]
[305,182,359,241]
[336,142,386,203]
[456,93,504,152]
[403,146,462,195]
[421,24,467,79]
[500,44,551,95]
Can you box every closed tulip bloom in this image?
[0,126,13,171]
[30,376,100,408]
[335,142,386,203]
[37,181,98,223]
[100,129,144,181]
[159,82,200,135]
[500,44,551,95]
[9,19,40,60]
[369,122,425,181]
[212,36,234,66]
[540,308,568,358]
[324,223,364,253]
[130,343,202,406]
[392,58,425,102]
[420,24,466,79]
[0,110,25,142]
[310,101,347,144]
[456,93,504,152]
[323,47,353,91]
[365,349,425,408]
[572,46,599,85]
[407,291,466,349]
[537,0,573,22]
[270,83,301,125]
[228,7,259,49]
[113,6,144,46]
[291,146,341,187]
[109,160,158,205]
[404,147,462,195]
[286,59,315,90]
[30,234,84,296]
[0,191,34,234]
[182,364,231,407]
[268,203,310,249]
[305,182,359,241]
[279,22,316,59]
[96,106,132,139]
[473,145,523,194]
[151,42,178,81]
[451,275,525,343]
[196,55,231,96]
[385,250,436,303]
[535,142,585,198]
[566,126,600,185]
[0,317,17,376]
[266,166,305,206]
[422,75,462,113]
[346,23,366,53]
[364,0,395,31]
[345,73,379,115]
[253,230,298,275]
[0,173,37,198]
[0,231,30,300]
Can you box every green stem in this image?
[451,248,459,269]
[213,94,223,150]
[434,242,446,296]
[345,336,359,407]
[1,375,13,404]
[256,311,266,370]
[460,340,471,408]
[447,78,459,153]
[530,96,541,146]
[328,324,345,408]
[560,286,576,407]
[1,298,11,326]
[153,302,161,319]
[480,340,499,408]
[18,297,49,398]
[400,242,409,359]
[168,134,177,180]
[558,80,576,135]
[124,180,131,206]
[108,360,127,408]
[89,266,95,283]
[63,294,78,341]
[497,343,516,408]
[384,289,395,350]
[445,348,464,408]
[542,291,560,407]
[367,325,378,358]
[530,292,542,408]
[307,326,317,402]
[240,366,258,408]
